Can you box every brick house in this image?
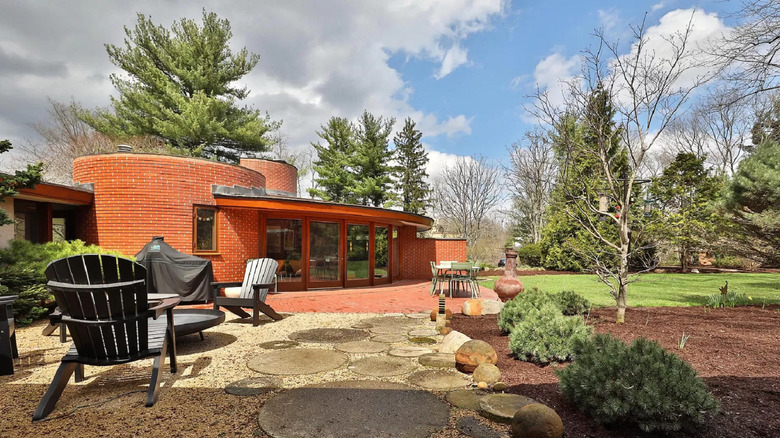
[1,152,466,289]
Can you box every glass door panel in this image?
[374,226,389,281]
[347,224,370,282]
[309,220,342,286]
[266,218,303,289]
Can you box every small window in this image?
[194,206,218,252]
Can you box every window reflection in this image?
[266,219,302,282]
[347,224,370,280]
[374,226,389,278]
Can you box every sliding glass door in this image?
[308,220,342,288]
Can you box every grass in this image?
[478,273,780,307]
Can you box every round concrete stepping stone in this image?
[408,337,437,345]
[225,377,282,396]
[351,322,374,329]
[371,334,407,343]
[258,340,299,350]
[408,328,439,337]
[418,352,456,368]
[445,388,490,410]
[383,312,405,317]
[363,316,420,328]
[248,349,348,375]
[479,393,537,424]
[257,380,450,438]
[288,328,369,343]
[456,416,506,438]
[389,346,433,357]
[335,340,389,354]
[405,313,430,319]
[369,325,410,335]
[407,369,470,390]
[350,356,416,377]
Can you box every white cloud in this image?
[436,44,470,79]
[425,148,474,183]
[418,114,474,138]
[651,2,666,12]
[532,51,581,109]
[597,9,621,33]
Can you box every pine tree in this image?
[308,117,357,203]
[0,140,43,226]
[351,111,395,207]
[393,117,430,214]
[81,10,280,162]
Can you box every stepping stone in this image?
[351,322,374,329]
[408,328,439,337]
[289,328,369,343]
[383,312,405,317]
[369,325,410,335]
[457,416,507,438]
[407,369,470,390]
[408,337,437,345]
[225,377,282,396]
[389,346,433,357]
[258,340,299,350]
[363,316,420,328]
[405,313,430,319]
[446,388,490,410]
[371,334,407,343]
[257,380,450,438]
[350,356,416,377]
[418,353,456,368]
[335,340,389,354]
[479,393,537,424]
[248,349,348,375]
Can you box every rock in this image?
[473,363,501,385]
[691,268,700,273]
[481,300,504,315]
[440,331,471,354]
[408,337,437,345]
[430,308,453,321]
[440,326,453,335]
[462,299,483,316]
[479,393,537,424]
[407,369,470,390]
[456,340,498,373]
[457,416,507,438]
[477,381,489,389]
[419,352,456,368]
[492,382,508,392]
[654,268,666,273]
[388,346,434,357]
[446,389,490,410]
[510,403,563,438]
[351,356,416,377]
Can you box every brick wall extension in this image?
[397,225,467,279]
[72,153,266,281]
[239,158,297,195]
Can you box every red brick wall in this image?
[239,158,297,195]
[397,225,467,279]
[72,153,266,280]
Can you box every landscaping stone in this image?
[371,334,408,343]
[440,326,454,335]
[408,336,437,345]
[384,312,405,317]
[350,356,416,377]
[408,369,470,390]
[440,331,471,353]
[288,328,369,343]
[493,382,508,392]
[445,388,490,410]
[351,322,374,329]
[479,393,537,424]
[225,376,282,396]
[478,381,489,389]
[257,340,299,350]
[335,340,389,354]
[462,299,483,316]
[369,325,410,335]
[248,349,348,375]
[363,316,420,328]
[456,340,498,373]
[389,346,434,357]
[406,313,430,319]
[473,363,502,385]
[511,403,563,438]
[481,300,504,315]
[257,380,450,438]
[430,308,453,321]
[457,416,508,438]
[418,352,456,368]
[408,328,439,337]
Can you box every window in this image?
[194,206,217,252]
[266,218,303,282]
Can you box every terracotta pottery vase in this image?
[494,250,524,302]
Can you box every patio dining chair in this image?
[429,261,447,296]
[448,262,478,298]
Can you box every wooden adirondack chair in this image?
[212,258,282,326]
[33,278,179,421]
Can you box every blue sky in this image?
[0,0,739,179]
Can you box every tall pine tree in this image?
[0,140,43,225]
[393,117,430,214]
[308,117,356,203]
[351,111,395,207]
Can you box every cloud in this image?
[425,148,474,183]
[436,44,469,79]
[651,2,666,12]
[532,51,581,109]
[597,9,621,33]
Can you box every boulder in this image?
[511,403,563,438]
[477,381,489,389]
[473,363,501,385]
[481,300,504,315]
[492,382,507,392]
[440,331,471,354]
[456,340,498,373]
[691,268,700,273]
[439,326,453,335]
[479,393,537,423]
[461,299,483,316]
[430,308,453,321]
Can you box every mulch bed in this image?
[451,306,780,438]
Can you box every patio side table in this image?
[0,295,19,375]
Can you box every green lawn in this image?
[478,273,780,307]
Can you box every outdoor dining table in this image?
[433,265,480,296]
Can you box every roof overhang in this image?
[213,195,433,231]
[15,182,93,206]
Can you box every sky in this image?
[0,0,740,180]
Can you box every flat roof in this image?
[14,181,93,206]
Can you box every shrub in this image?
[515,244,542,267]
[508,302,592,363]
[554,290,590,315]
[557,334,720,434]
[712,255,759,270]
[705,291,751,308]
[497,287,554,333]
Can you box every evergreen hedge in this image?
[498,288,590,333]
[508,302,592,363]
[557,334,720,433]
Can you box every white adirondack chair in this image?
[212,258,281,326]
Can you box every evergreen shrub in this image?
[516,243,542,267]
[557,334,720,433]
[554,290,590,315]
[508,302,592,363]
[497,287,553,333]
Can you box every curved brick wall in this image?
[240,158,297,195]
[73,153,266,281]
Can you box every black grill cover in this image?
[135,237,213,303]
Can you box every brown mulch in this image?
[451,306,780,438]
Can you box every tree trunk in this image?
[680,249,688,272]
[617,214,630,323]
[616,285,627,323]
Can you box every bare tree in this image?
[699,88,753,174]
[533,15,711,323]
[265,131,315,197]
[432,156,503,252]
[504,129,557,244]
